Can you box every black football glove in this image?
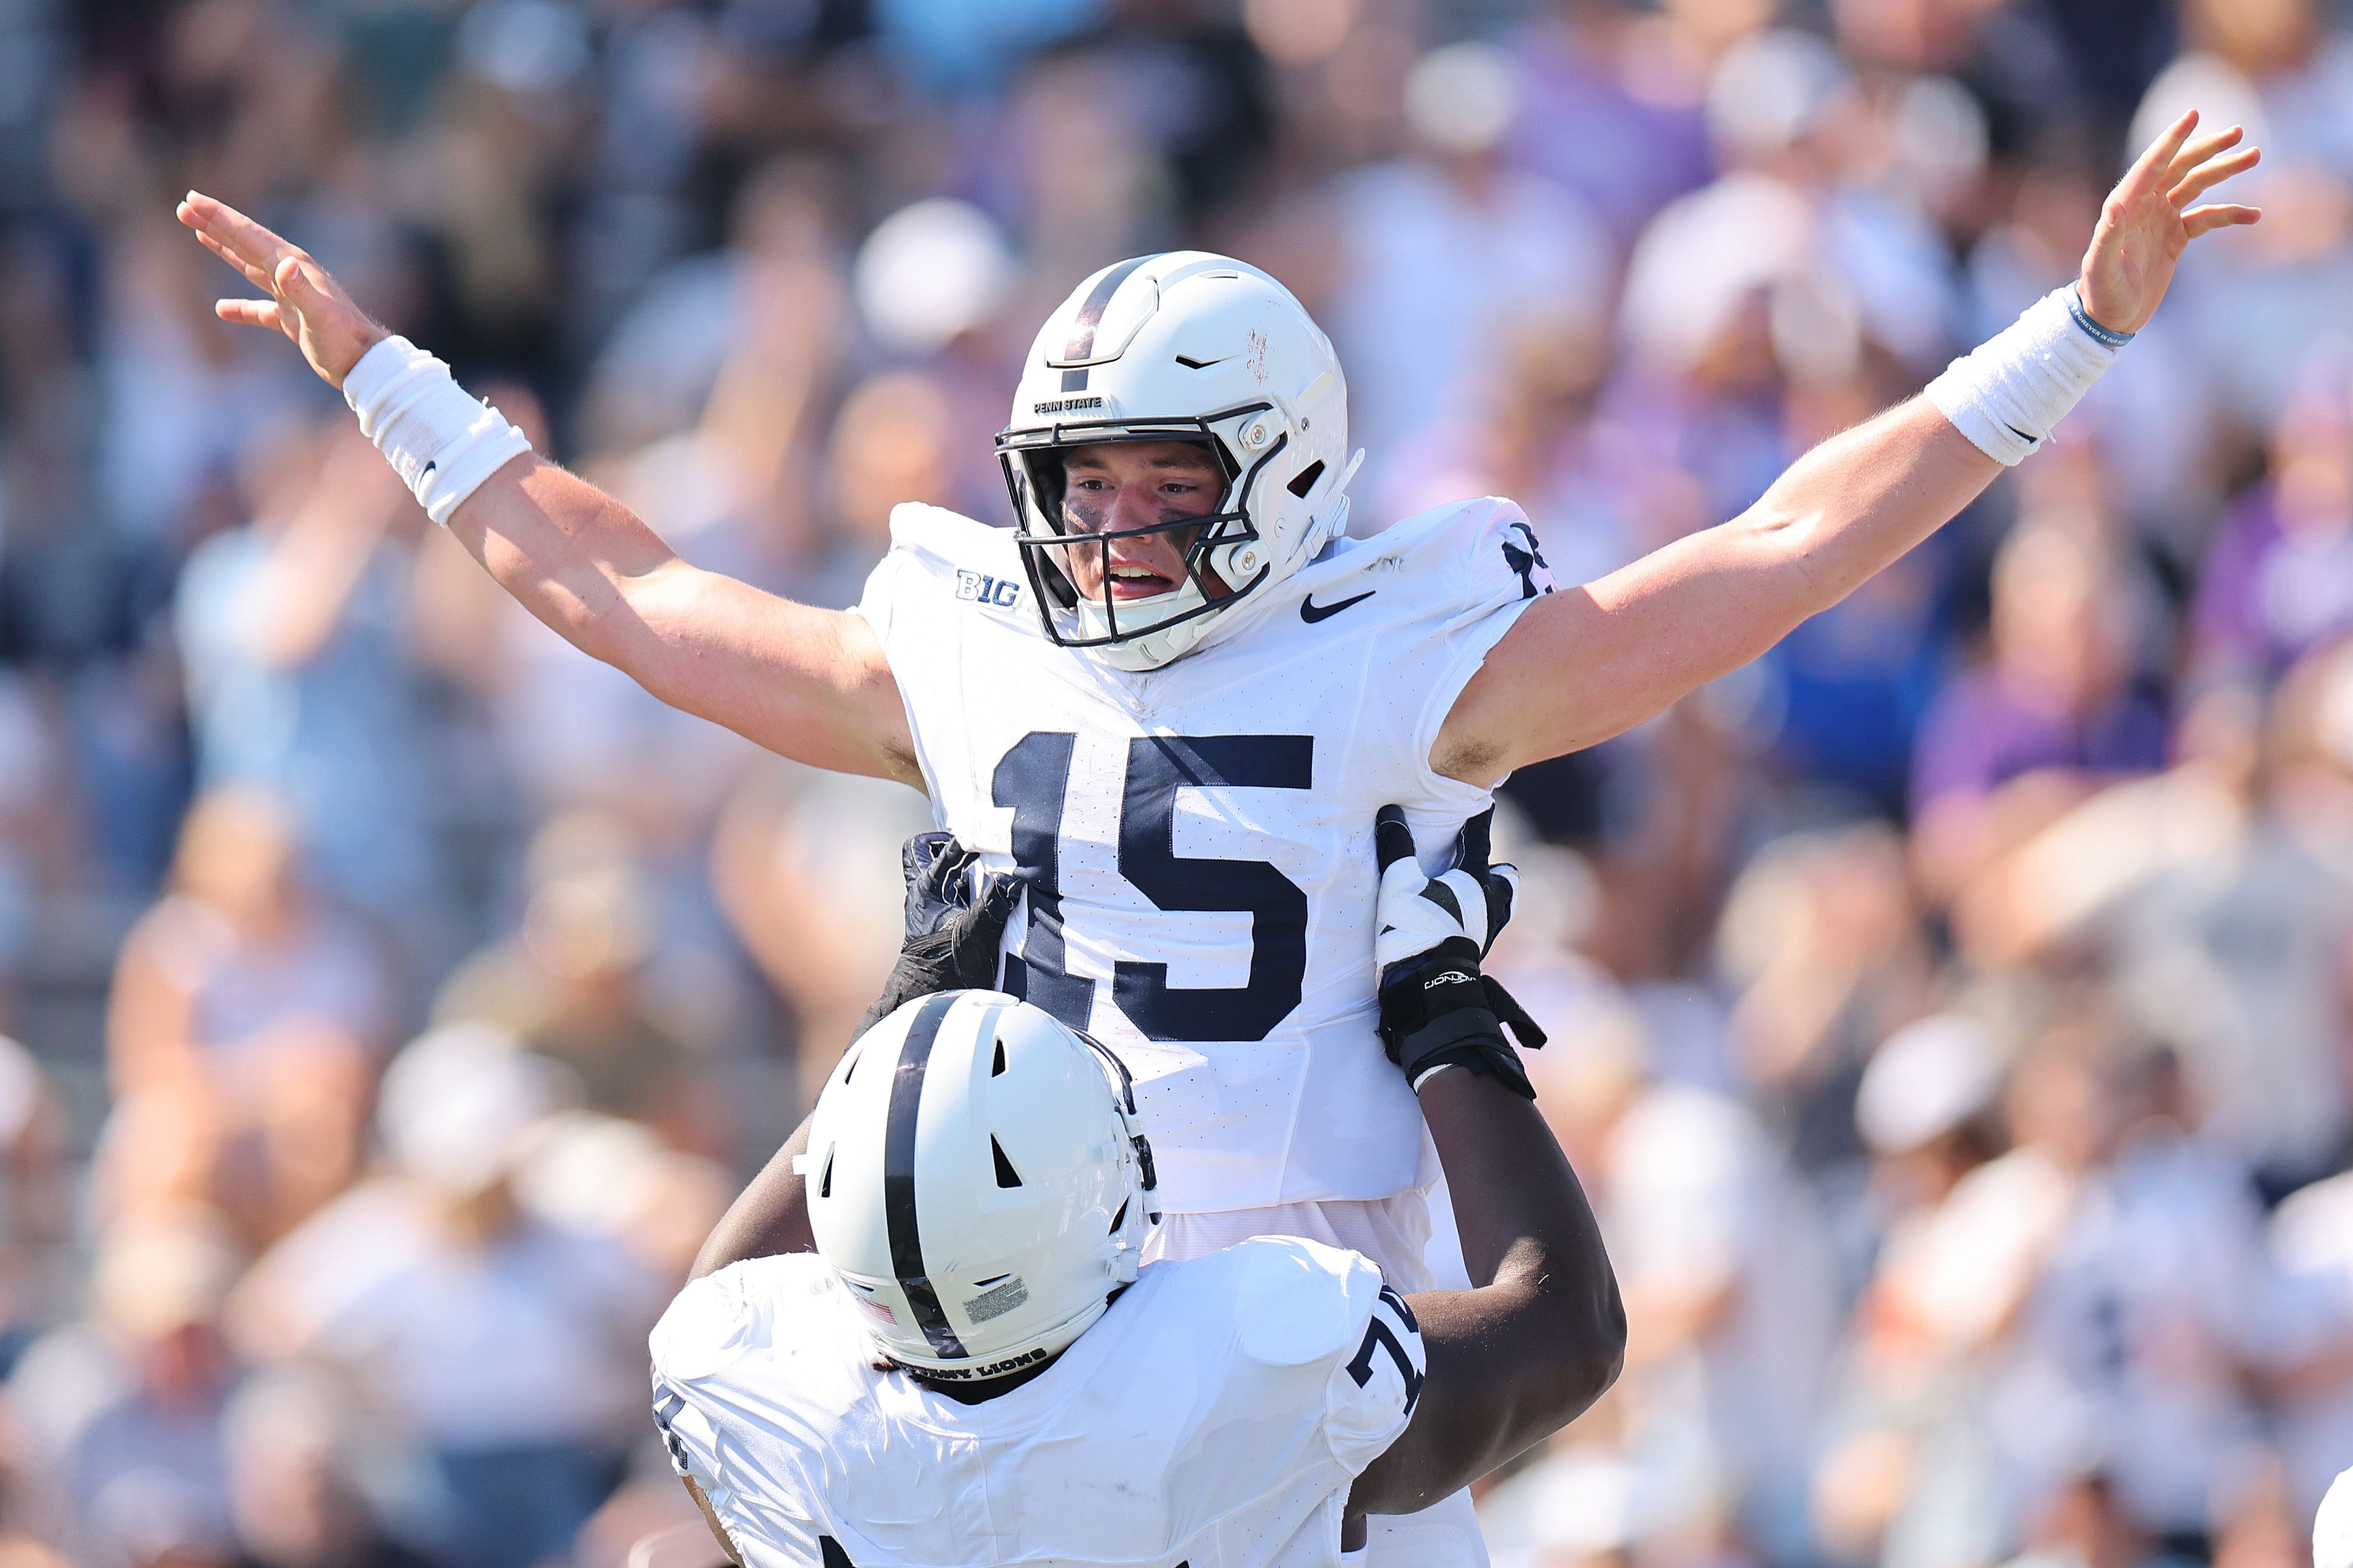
[852,832,1023,1039]
[1372,804,1547,1098]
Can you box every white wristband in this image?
[341,335,533,526]
[1925,287,2120,467]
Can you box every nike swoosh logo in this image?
[1301,590,1374,624]
[421,460,437,476]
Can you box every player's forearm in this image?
[1728,396,2000,618]
[1419,1069,1622,1379]
[692,1113,816,1279]
[448,456,682,657]
[1598,399,1998,690]
[1349,1071,1622,1515]
[451,461,916,780]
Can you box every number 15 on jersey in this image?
[990,731,1315,1046]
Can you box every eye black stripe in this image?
[1060,255,1156,363]
[884,992,966,1360]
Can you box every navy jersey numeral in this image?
[1347,1308,1425,1416]
[1501,522,1552,601]
[991,733,1094,1026]
[992,732,1313,1042]
[650,1381,692,1474]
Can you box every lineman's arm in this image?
[1430,111,2260,784]
[692,1111,817,1279]
[1344,1068,1624,1518]
[1346,810,1623,1520]
[174,192,918,785]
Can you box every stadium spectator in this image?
[432,810,726,1152]
[177,416,452,979]
[2194,345,2353,680]
[101,787,393,1246]
[1321,40,1614,520]
[1525,988,1840,1564]
[233,1024,662,1568]
[1910,518,2169,902]
[5,1205,246,1563]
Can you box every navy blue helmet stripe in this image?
[1059,255,1156,363]
[883,992,966,1359]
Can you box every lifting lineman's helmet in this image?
[996,252,1362,671]
[800,990,1161,1378]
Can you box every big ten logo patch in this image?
[956,570,1023,609]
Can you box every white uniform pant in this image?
[1143,1182,1490,1568]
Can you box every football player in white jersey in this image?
[178,110,2256,1560]
[646,809,1621,1568]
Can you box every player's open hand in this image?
[175,191,386,389]
[2078,110,2262,337]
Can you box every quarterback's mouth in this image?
[1104,565,1180,599]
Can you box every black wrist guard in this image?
[1376,937,1549,1100]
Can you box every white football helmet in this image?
[995,252,1362,670]
[800,990,1161,1379]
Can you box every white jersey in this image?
[855,497,1553,1211]
[649,1238,1425,1568]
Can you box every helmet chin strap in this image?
[1306,449,1367,558]
[1338,446,1367,494]
[1072,577,1212,671]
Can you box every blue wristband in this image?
[2067,287,2134,350]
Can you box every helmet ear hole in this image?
[1286,459,1325,499]
[1108,1197,1129,1234]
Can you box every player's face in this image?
[1057,441,1233,603]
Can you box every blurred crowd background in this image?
[0,0,2349,1565]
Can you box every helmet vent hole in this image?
[1109,1197,1129,1234]
[818,1146,835,1199]
[992,1039,1007,1076]
[1286,459,1327,499]
[840,1049,859,1085]
[991,1136,1022,1189]
[1174,354,1218,369]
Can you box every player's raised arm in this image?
[1346,808,1624,1524]
[1432,111,2262,784]
[174,192,917,785]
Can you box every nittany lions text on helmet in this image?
[996,252,1360,671]
[798,990,1158,1377]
